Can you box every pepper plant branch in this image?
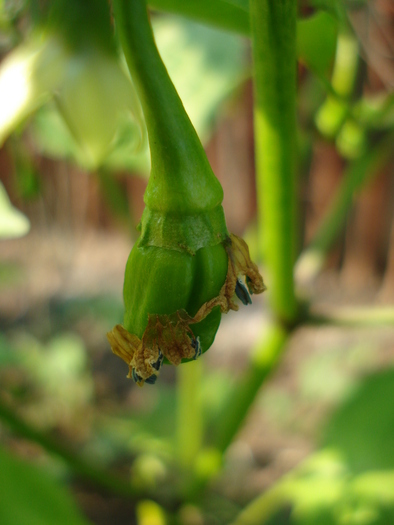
[0,397,137,499]
[207,0,299,455]
[295,133,394,286]
[209,322,289,453]
[251,0,299,324]
[177,360,204,472]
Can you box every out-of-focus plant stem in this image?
[252,0,299,325]
[0,398,136,499]
[177,360,204,471]
[208,0,299,454]
[295,133,394,286]
[210,323,289,453]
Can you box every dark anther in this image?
[191,336,202,360]
[152,350,164,371]
[245,275,254,295]
[145,374,158,385]
[235,278,252,305]
[132,368,143,383]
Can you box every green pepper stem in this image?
[177,360,204,472]
[250,0,299,324]
[113,0,224,214]
[209,323,289,452]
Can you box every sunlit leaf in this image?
[323,368,394,473]
[55,49,144,170]
[153,16,247,143]
[0,35,69,145]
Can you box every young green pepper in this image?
[107,0,266,385]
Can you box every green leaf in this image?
[297,12,338,76]
[153,16,247,143]
[0,446,90,525]
[0,35,69,146]
[234,450,394,525]
[0,182,30,239]
[32,103,150,174]
[149,0,250,35]
[323,368,394,473]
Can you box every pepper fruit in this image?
[107,0,266,385]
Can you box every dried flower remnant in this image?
[107,234,266,386]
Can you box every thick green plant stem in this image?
[113,0,224,218]
[210,323,289,452]
[295,134,394,285]
[0,399,136,499]
[207,0,299,456]
[177,360,204,470]
[251,0,298,324]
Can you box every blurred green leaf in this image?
[153,16,247,143]
[149,0,250,35]
[0,446,90,525]
[236,450,394,525]
[354,94,394,130]
[323,368,394,473]
[32,102,150,173]
[5,332,94,430]
[31,103,86,163]
[297,12,337,76]
[336,118,367,159]
[0,35,69,145]
[55,48,144,170]
[284,452,394,525]
[136,499,167,525]
[149,0,342,38]
[0,181,30,239]
[0,333,19,366]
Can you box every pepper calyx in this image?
[137,205,229,254]
[107,233,266,385]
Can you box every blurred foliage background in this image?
[0,0,394,524]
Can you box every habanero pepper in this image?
[107,0,266,385]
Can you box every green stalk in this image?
[210,323,288,452]
[176,360,204,470]
[251,0,298,324]
[113,0,224,217]
[295,133,394,285]
[208,0,299,456]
